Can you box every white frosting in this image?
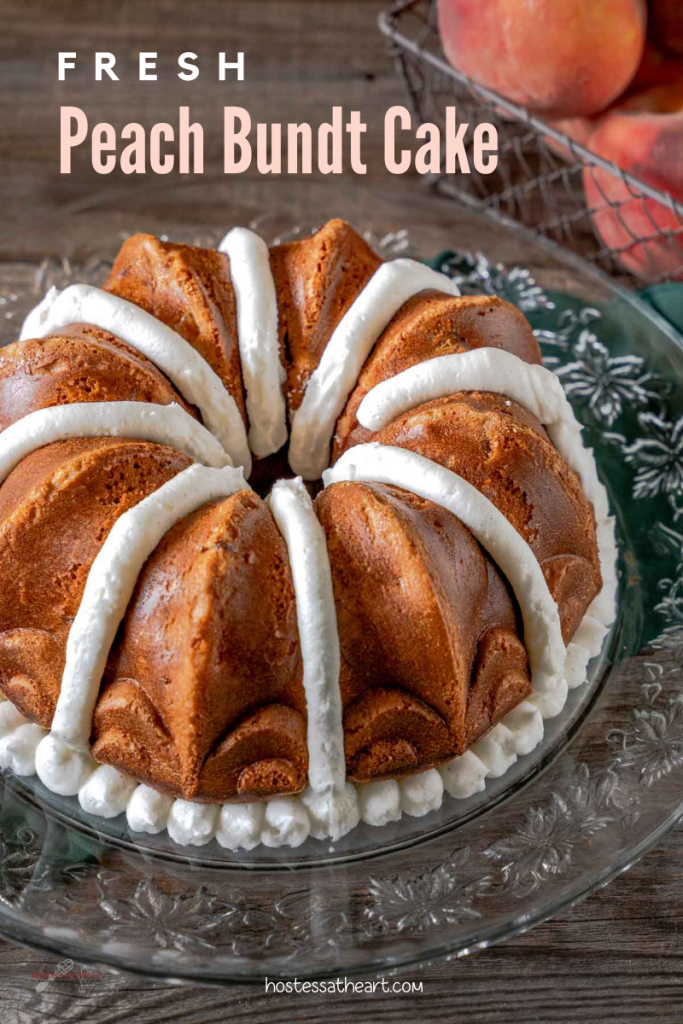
[565,614,611,692]
[356,346,615,594]
[0,723,43,776]
[357,347,599,503]
[35,734,95,796]
[564,517,618,693]
[125,785,174,835]
[302,783,360,841]
[20,284,252,474]
[439,751,488,799]
[215,802,265,851]
[56,464,248,750]
[267,477,358,841]
[78,765,137,818]
[3,656,580,844]
[218,227,287,458]
[526,678,569,719]
[288,259,460,480]
[472,723,518,778]
[588,516,618,625]
[565,643,591,690]
[0,703,30,739]
[35,464,249,797]
[325,443,568,716]
[358,779,402,827]
[167,800,220,847]
[0,243,619,850]
[2,432,616,846]
[0,401,231,487]
[261,796,310,848]
[503,701,544,755]
[356,346,619,698]
[399,769,444,817]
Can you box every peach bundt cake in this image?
[0,219,617,849]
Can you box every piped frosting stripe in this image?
[20,284,252,474]
[52,462,250,750]
[357,346,610,531]
[0,234,619,850]
[356,345,618,632]
[288,259,460,480]
[324,443,568,717]
[34,464,250,799]
[267,477,359,840]
[218,227,288,458]
[0,401,232,485]
[0,681,550,844]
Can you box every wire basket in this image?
[379,0,683,287]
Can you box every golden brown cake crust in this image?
[333,292,544,459]
[316,481,531,780]
[0,438,192,728]
[93,491,307,802]
[270,219,382,413]
[374,391,602,642]
[0,219,606,807]
[0,330,196,431]
[104,233,247,424]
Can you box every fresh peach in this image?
[548,42,683,160]
[583,85,683,280]
[437,0,647,118]
[545,116,597,162]
[545,43,683,161]
[649,0,683,57]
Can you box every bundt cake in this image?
[0,218,617,849]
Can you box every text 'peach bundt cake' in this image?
[0,219,617,849]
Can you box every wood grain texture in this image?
[1,1,682,1021]
[1,826,682,1024]
[0,0,408,250]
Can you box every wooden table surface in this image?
[2,1,683,1021]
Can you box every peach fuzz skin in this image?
[544,44,683,163]
[544,117,596,163]
[583,85,683,282]
[437,0,646,119]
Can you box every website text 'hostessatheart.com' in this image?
[264,976,424,995]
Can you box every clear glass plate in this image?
[0,188,682,983]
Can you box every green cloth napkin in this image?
[639,284,683,336]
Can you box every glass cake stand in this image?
[0,185,682,984]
